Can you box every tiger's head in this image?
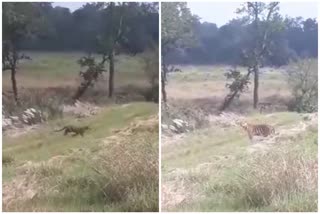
[238,121,249,130]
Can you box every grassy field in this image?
[2,51,148,89]
[3,103,159,211]
[165,65,290,113]
[2,51,152,111]
[162,63,318,212]
[3,51,159,211]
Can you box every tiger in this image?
[54,125,90,137]
[239,121,275,140]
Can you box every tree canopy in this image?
[19,2,159,53]
[165,8,317,66]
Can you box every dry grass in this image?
[162,109,317,211]
[3,115,159,212]
[236,149,318,211]
[166,65,291,114]
[162,102,210,133]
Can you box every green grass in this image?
[17,51,145,76]
[3,102,159,211]
[3,102,156,170]
[162,112,317,212]
[3,51,148,89]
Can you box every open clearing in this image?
[3,52,159,212]
[2,52,151,108]
[2,51,148,89]
[162,64,318,212]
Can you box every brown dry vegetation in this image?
[165,66,290,114]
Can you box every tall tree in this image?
[73,2,158,101]
[2,2,44,104]
[161,2,197,103]
[236,2,281,109]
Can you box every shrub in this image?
[286,59,317,113]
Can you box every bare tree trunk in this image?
[219,90,238,112]
[11,67,19,104]
[161,70,167,103]
[220,70,251,112]
[108,51,115,98]
[253,66,259,109]
[73,81,91,102]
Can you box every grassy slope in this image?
[162,64,317,212]
[3,102,158,211]
[162,112,317,212]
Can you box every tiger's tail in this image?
[54,127,66,132]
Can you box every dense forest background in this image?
[19,2,159,52]
[165,16,317,66]
[3,2,159,103]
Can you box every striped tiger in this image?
[239,121,275,140]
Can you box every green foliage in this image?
[161,2,197,56]
[2,3,41,42]
[224,67,251,97]
[286,59,318,113]
[166,4,317,66]
[2,2,32,70]
[161,2,198,102]
[2,2,47,103]
[19,2,158,52]
[73,55,107,100]
[78,55,106,81]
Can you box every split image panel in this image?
[161,1,318,212]
[2,2,159,212]
[1,0,319,213]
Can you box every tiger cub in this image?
[239,121,275,140]
[55,125,90,137]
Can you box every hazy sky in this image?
[52,2,85,11]
[188,2,318,26]
[53,2,318,27]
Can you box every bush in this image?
[286,59,317,113]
